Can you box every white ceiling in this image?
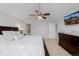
[41,3,79,23]
[0,3,38,21]
[0,3,79,24]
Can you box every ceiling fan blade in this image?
[43,13,50,15]
[29,14,37,16]
[42,16,46,19]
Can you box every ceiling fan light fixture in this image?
[36,16,43,20]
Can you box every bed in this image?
[0,26,49,56]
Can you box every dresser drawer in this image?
[58,33,79,55]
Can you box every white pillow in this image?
[14,34,23,40]
[11,31,23,40]
[2,31,20,36]
[0,35,4,40]
[13,31,20,35]
[2,31,20,41]
[3,34,15,41]
[2,31,13,36]
[2,31,23,41]
[12,31,23,40]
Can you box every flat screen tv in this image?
[64,11,79,25]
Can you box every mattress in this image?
[0,35,45,56]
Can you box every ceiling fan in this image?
[29,3,50,20]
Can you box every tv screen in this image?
[64,11,79,25]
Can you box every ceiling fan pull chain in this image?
[39,3,41,15]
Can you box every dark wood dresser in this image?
[58,33,79,56]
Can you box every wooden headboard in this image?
[0,26,18,34]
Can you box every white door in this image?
[48,23,57,39]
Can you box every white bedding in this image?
[0,35,45,56]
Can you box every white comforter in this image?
[0,35,45,56]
